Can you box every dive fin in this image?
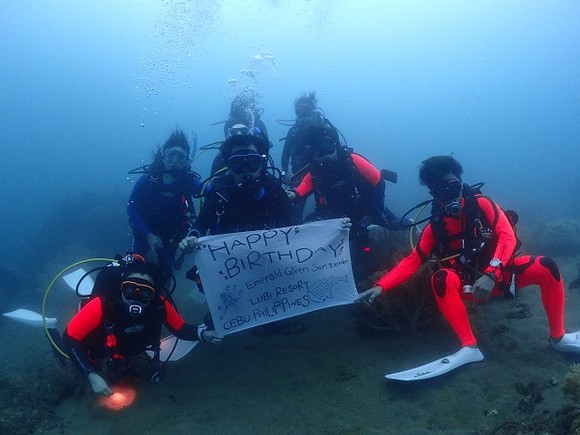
[146,335,199,362]
[385,347,484,381]
[3,309,57,329]
[62,268,94,296]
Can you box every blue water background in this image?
[1,0,579,275]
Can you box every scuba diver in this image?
[286,124,407,242]
[223,90,269,140]
[188,132,293,237]
[359,155,580,378]
[210,90,270,176]
[280,92,399,193]
[280,92,325,184]
[178,132,298,335]
[127,128,201,283]
[61,257,221,397]
[279,92,333,223]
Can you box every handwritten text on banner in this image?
[193,219,358,336]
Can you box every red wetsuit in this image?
[66,296,190,342]
[295,153,382,197]
[63,295,200,376]
[295,153,387,225]
[375,194,565,347]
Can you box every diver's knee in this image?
[538,256,561,281]
[431,269,449,298]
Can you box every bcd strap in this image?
[430,184,493,264]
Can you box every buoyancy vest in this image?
[131,170,200,241]
[201,174,291,235]
[82,266,165,361]
[309,151,373,221]
[103,296,164,358]
[429,184,498,270]
[427,184,522,273]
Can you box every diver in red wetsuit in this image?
[62,259,221,397]
[286,125,409,278]
[360,155,580,365]
[287,124,405,230]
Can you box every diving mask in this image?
[430,179,462,202]
[226,123,251,138]
[430,179,463,216]
[228,151,263,175]
[121,279,156,303]
[295,103,314,119]
[312,137,337,158]
[163,147,189,165]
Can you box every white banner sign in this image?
[193,219,358,336]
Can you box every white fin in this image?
[62,268,94,296]
[3,309,57,329]
[386,347,484,381]
[146,335,198,362]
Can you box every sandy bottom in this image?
[2,255,580,434]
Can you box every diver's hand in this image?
[87,372,112,397]
[178,236,200,254]
[340,217,352,229]
[357,286,383,304]
[201,330,224,345]
[286,190,297,201]
[281,171,291,186]
[472,274,495,301]
[147,233,163,255]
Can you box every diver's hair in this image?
[147,129,190,171]
[229,90,259,119]
[150,146,164,169]
[221,133,270,160]
[419,156,463,188]
[294,92,317,113]
[123,261,161,288]
[163,128,190,154]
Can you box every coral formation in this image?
[0,358,79,434]
[562,363,580,401]
[554,404,580,435]
[355,264,439,334]
[514,380,543,414]
[351,225,440,335]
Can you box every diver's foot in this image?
[551,331,580,353]
[457,346,485,363]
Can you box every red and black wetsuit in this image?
[375,194,565,347]
[295,153,388,226]
[63,293,201,377]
